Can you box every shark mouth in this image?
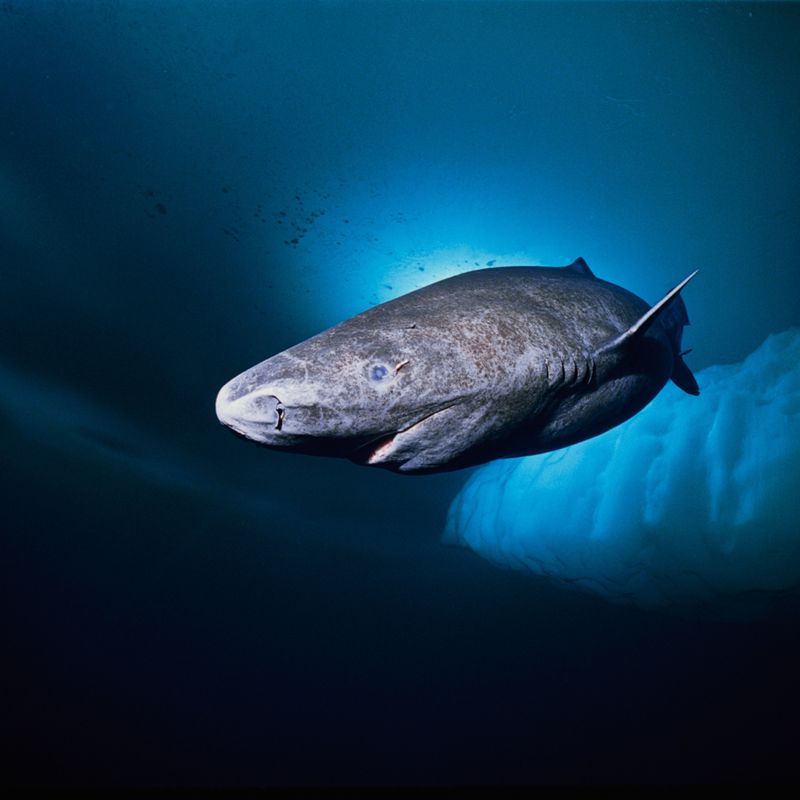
[353,404,457,468]
[366,433,401,465]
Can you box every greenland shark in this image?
[216,259,699,474]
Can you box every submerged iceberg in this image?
[444,329,800,614]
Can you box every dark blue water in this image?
[2,1,799,786]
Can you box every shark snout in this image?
[215,378,285,441]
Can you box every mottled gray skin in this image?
[216,260,698,474]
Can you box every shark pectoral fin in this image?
[593,269,700,358]
[671,353,700,395]
[620,269,699,341]
[592,270,699,382]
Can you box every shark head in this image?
[215,299,517,473]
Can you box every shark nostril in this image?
[245,393,284,426]
[275,402,285,430]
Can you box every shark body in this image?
[216,259,698,474]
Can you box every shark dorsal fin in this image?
[565,257,595,278]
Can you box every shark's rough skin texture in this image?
[216,259,698,474]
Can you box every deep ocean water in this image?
[2,1,800,786]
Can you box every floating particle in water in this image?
[155,203,167,215]
[222,186,230,193]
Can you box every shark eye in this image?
[369,364,389,382]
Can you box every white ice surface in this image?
[445,329,800,614]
